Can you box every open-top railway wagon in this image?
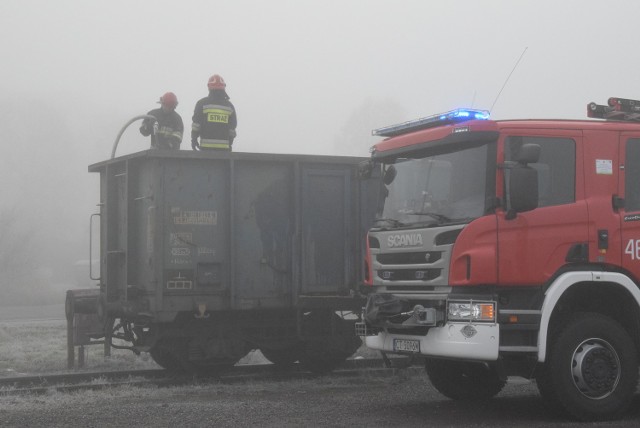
[68,149,377,373]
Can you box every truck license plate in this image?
[393,339,420,353]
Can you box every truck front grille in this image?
[377,268,441,281]
[377,251,442,265]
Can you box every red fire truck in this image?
[356,98,640,421]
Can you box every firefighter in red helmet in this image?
[140,92,184,150]
[191,74,238,151]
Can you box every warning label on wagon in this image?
[173,210,217,225]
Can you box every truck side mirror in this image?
[506,143,540,219]
[383,165,397,185]
[507,165,538,219]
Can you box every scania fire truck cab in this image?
[357,100,640,421]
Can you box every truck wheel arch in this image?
[537,271,640,362]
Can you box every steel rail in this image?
[0,358,420,396]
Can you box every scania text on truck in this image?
[356,98,640,421]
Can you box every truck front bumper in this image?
[363,322,499,361]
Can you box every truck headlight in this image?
[447,301,495,322]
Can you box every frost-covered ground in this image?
[0,309,375,377]
[0,304,65,322]
[0,317,276,376]
[2,310,640,426]
[0,318,159,376]
[2,369,626,428]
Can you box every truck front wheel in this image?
[538,312,638,421]
[425,359,505,400]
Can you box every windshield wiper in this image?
[406,212,452,222]
[373,218,406,228]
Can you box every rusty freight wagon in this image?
[70,149,377,373]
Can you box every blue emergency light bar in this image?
[372,108,490,138]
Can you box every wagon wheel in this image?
[149,338,184,371]
[174,334,246,376]
[260,343,304,370]
[180,358,237,375]
[298,311,362,374]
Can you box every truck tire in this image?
[534,363,564,415]
[537,312,638,421]
[425,359,505,400]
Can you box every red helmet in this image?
[207,74,226,90]
[159,92,178,109]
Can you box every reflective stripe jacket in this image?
[140,108,184,150]
[191,90,237,150]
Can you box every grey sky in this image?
[3,0,639,157]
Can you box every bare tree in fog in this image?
[0,93,93,305]
[333,97,406,157]
[0,208,44,305]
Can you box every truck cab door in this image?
[619,135,640,279]
[497,130,588,286]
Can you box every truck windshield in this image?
[379,143,493,226]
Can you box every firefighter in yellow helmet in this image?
[191,75,237,151]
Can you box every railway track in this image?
[0,357,421,396]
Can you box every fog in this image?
[1,0,639,304]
